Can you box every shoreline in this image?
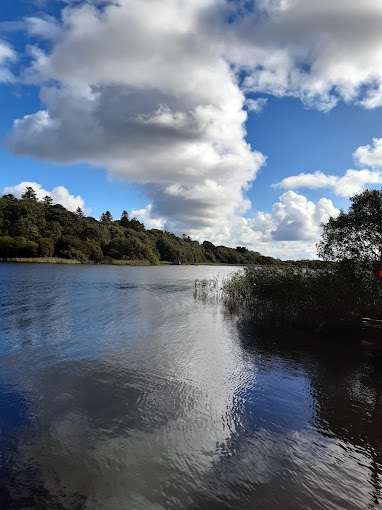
[0,257,248,267]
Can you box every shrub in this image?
[0,236,39,258]
[37,238,55,257]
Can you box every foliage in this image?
[76,207,84,218]
[21,187,37,201]
[37,238,55,257]
[318,189,382,266]
[43,196,53,207]
[0,236,39,258]
[100,210,113,223]
[0,186,282,265]
[219,264,380,332]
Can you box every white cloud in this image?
[353,138,382,168]
[244,98,268,114]
[220,0,382,111]
[274,140,382,199]
[2,182,89,213]
[25,16,62,40]
[129,191,335,260]
[274,138,382,197]
[179,190,338,259]
[274,169,382,197]
[249,191,339,242]
[130,204,165,230]
[0,40,16,83]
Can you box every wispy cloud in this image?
[274,138,382,197]
[244,98,268,114]
[0,39,17,83]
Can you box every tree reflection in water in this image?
[234,321,382,509]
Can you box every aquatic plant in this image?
[198,264,380,334]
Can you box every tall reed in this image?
[200,264,380,333]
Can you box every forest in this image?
[0,186,290,266]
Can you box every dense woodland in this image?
[0,186,303,265]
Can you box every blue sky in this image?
[1,0,382,258]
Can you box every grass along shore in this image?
[0,257,82,264]
[0,257,253,266]
[0,257,152,266]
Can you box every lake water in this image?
[0,263,381,509]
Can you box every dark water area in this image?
[0,263,381,509]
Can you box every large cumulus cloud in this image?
[8,0,264,242]
[249,191,339,242]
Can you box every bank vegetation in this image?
[196,189,382,335]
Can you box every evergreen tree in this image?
[120,210,130,228]
[100,211,113,223]
[76,207,84,218]
[21,187,38,201]
[43,196,53,207]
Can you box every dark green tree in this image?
[119,210,130,228]
[21,187,38,201]
[100,211,113,223]
[37,238,55,257]
[317,189,382,265]
[76,207,84,218]
[42,196,53,207]
[2,194,17,201]
[129,217,145,232]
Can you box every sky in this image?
[1,0,382,259]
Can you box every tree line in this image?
[0,186,285,265]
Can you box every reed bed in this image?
[102,259,152,266]
[0,257,81,264]
[196,264,380,334]
[194,276,225,303]
[0,257,155,266]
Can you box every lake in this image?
[0,263,381,509]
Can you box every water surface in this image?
[0,263,381,509]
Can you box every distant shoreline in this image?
[0,257,248,267]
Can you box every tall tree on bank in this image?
[317,189,382,265]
